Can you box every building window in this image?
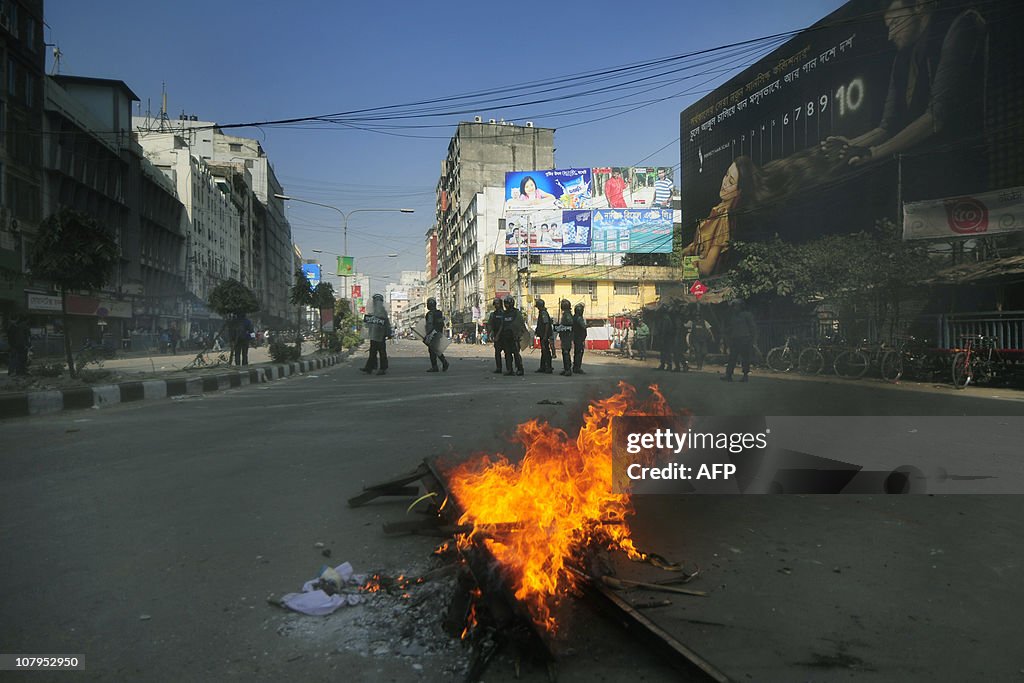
[532,280,554,295]
[572,280,596,295]
[229,143,242,153]
[614,281,639,296]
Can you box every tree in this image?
[311,282,336,348]
[28,208,119,378]
[207,279,259,317]
[288,269,314,345]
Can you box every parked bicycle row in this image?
[763,334,1024,390]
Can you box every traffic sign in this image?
[689,280,708,299]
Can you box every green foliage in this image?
[269,340,302,363]
[289,270,314,307]
[29,362,66,378]
[28,208,119,291]
[724,219,941,337]
[208,279,260,316]
[312,282,336,309]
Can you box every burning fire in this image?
[445,382,674,632]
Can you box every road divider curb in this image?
[0,353,344,420]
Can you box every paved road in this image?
[1,340,1022,681]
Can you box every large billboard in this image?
[504,168,593,211]
[592,209,674,254]
[504,209,592,254]
[592,167,675,209]
[680,0,1024,277]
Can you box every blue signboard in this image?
[302,263,321,287]
[504,210,592,254]
[504,168,593,211]
[591,209,673,253]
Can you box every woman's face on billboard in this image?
[720,162,740,201]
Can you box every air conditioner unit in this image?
[488,119,496,124]
[525,121,534,128]
[473,116,482,123]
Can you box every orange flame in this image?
[445,382,673,632]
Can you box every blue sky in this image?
[44,0,847,287]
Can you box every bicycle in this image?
[766,336,803,373]
[183,348,230,370]
[951,335,1009,389]
[797,336,844,376]
[879,336,946,383]
[833,340,889,380]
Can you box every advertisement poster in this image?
[680,0,1024,275]
[592,167,675,209]
[591,209,673,253]
[504,168,592,212]
[301,263,321,287]
[903,186,1024,240]
[504,210,592,254]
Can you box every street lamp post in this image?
[275,194,413,321]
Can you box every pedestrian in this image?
[655,308,676,371]
[4,314,30,376]
[633,318,650,361]
[487,298,504,374]
[424,297,450,372]
[498,295,524,376]
[722,299,757,382]
[687,306,712,371]
[534,298,554,373]
[360,293,393,375]
[236,316,253,366]
[556,299,574,376]
[159,328,171,354]
[572,303,588,374]
[672,304,690,372]
[169,325,180,355]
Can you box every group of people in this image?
[619,305,715,373]
[510,296,589,377]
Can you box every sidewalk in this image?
[0,344,352,420]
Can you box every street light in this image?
[276,194,413,307]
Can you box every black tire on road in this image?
[767,347,793,373]
[951,351,972,389]
[798,348,824,375]
[880,350,904,382]
[834,350,869,379]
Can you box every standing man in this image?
[556,299,574,376]
[722,299,757,382]
[672,304,690,372]
[604,167,628,208]
[499,295,524,376]
[687,306,713,371]
[651,168,673,208]
[534,298,554,373]
[361,293,393,375]
[238,315,254,366]
[572,303,588,374]
[487,297,505,374]
[4,314,30,376]
[633,317,650,361]
[425,297,450,372]
[656,308,676,371]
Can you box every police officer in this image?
[425,297,450,372]
[499,295,524,376]
[360,293,393,375]
[534,298,554,373]
[557,299,574,376]
[572,303,588,374]
[487,297,504,374]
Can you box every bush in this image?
[79,368,113,383]
[269,341,302,363]
[29,362,66,377]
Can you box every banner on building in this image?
[680,0,1023,276]
[504,210,592,254]
[337,256,354,276]
[903,187,1024,241]
[321,307,334,332]
[302,263,321,287]
[591,209,673,253]
[504,168,592,212]
[592,167,674,209]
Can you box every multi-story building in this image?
[0,0,44,318]
[385,271,426,335]
[434,120,554,331]
[135,115,294,328]
[134,130,240,335]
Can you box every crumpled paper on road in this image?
[281,561,365,616]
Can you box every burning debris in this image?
[337,382,730,681]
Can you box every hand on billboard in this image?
[844,145,874,166]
